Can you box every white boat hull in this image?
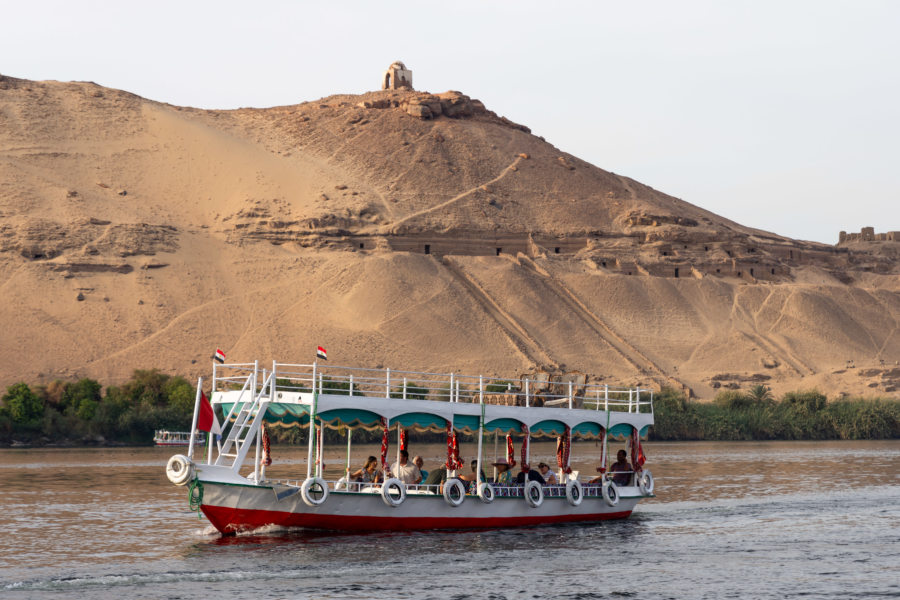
[197,479,642,534]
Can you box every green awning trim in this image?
[572,422,602,437]
[532,419,566,435]
[318,408,382,427]
[640,425,651,439]
[390,412,448,432]
[484,418,523,433]
[608,423,633,440]
[222,402,312,428]
[452,414,480,432]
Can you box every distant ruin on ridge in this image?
[382,61,413,91]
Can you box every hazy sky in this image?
[4,1,898,243]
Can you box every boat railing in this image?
[213,361,653,414]
[262,476,637,494]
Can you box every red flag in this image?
[316,346,327,360]
[197,391,221,435]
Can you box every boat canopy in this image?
[219,397,651,440]
[212,361,653,440]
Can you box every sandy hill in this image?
[1,73,898,399]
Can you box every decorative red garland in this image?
[260,425,272,467]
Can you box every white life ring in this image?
[166,454,194,486]
[638,469,654,495]
[443,478,466,507]
[524,480,544,508]
[300,477,329,506]
[477,482,495,504]
[381,478,406,507]
[602,480,619,507]
[565,479,584,506]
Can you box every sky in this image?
[3,1,898,243]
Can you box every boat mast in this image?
[476,375,484,490]
[306,360,318,480]
[187,376,203,460]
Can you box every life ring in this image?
[381,478,406,507]
[602,480,619,507]
[638,470,654,495]
[443,478,466,507]
[166,454,194,486]
[300,477,329,506]
[565,479,584,506]
[477,482,495,504]
[524,480,544,508]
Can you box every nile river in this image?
[1,441,898,599]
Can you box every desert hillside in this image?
[1,73,898,399]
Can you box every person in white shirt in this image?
[390,450,422,484]
[538,462,558,485]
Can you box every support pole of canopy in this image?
[525,378,530,408]
[492,430,498,481]
[212,362,217,393]
[346,428,352,484]
[317,421,324,479]
[254,420,261,483]
[187,376,202,460]
[476,375,484,490]
[349,374,354,396]
[386,368,391,399]
[395,422,401,477]
[568,380,573,409]
[450,373,454,402]
[403,377,407,400]
[306,360,318,480]
[604,385,609,411]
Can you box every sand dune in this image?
[0,74,897,398]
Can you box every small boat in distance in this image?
[154,430,205,447]
[165,360,655,535]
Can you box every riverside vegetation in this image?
[1,374,898,446]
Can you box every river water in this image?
[1,440,898,599]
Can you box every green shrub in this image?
[2,382,44,425]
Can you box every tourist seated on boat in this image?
[537,462,558,485]
[423,464,448,492]
[458,460,487,492]
[609,450,633,485]
[589,450,633,485]
[390,450,422,485]
[492,459,513,484]
[351,456,382,485]
[413,455,428,481]
[514,468,545,485]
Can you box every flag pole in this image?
[187,376,203,460]
[306,359,318,480]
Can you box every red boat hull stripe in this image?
[201,504,633,533]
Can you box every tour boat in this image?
[153,430,205,446]
[165,360,655,534]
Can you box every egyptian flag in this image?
[197,391,222,435]
[316,346,327,360]
[213,348,226,364]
